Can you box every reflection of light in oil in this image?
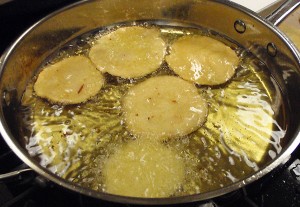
[200,60,286,172]
[235,81,285,155]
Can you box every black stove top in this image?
[0,1,300,207]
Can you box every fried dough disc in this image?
[89,26,166,78]
[122,76,208,140]
[102,140,185,197]
[34,56,104,104]
[166,35,239,85]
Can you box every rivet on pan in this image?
[234,20,246,34]
[2,90,12,106]
[2,89,17,107]
[267,42,277,57]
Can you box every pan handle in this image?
[0,168,33,180]
[258,0,300,26]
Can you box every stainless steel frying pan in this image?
[0,0,299,204]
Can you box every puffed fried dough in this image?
[102,140,185,197]
[89,26,166,78]
[166,35,239,85]
[34,56,104,104]
[122,76,208,140]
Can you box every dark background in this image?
[0,0,79,54]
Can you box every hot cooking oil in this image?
[18,21,287,196]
